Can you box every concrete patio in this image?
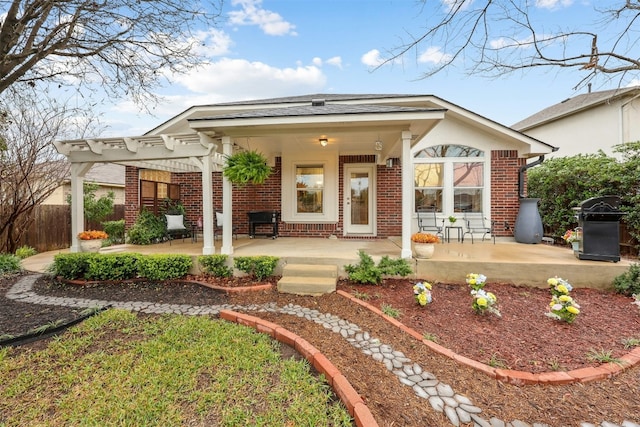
[21,236,635,289]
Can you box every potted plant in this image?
[223,150,272,185]
[77,230,108,253]
[448,215,457,224]
[411,232,440,259]
[562,228,582,252]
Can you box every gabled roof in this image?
[513,86,640,131]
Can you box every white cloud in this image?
[440,0,473,12]
[326,56,343,69]
[361,49,386,67]
[229,0,297,36]
[171,57,326,97]
[535,0,573,9]
[418,46,453,64]
[190,28,233,57]
[312,57,323,67]
[626,80,640,88]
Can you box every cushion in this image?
[165,214,185,230]
[216,212,223,227]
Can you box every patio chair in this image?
[164,214,190,245]
[416,206,444,241]
[462,212,495,244]
[214,212,238,240]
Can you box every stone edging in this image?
[219,309,379,427]
[336,290,640,386]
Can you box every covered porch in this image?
[22,237,632,289]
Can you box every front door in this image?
[344,165,375,235]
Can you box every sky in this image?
[98,0,638,137]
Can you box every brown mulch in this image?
[1,273,640,426]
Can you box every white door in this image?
[344,165,375,235]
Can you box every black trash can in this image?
[573,196,625,262]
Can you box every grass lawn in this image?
[0,309,352,426]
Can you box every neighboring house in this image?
[513,86,640,158]
[43,163,125,205]
[55,94,555,257]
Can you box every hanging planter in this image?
[223,150,272,185]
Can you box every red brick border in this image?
[219,310,379,427]
[337,290,640,386]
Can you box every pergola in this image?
[54,132,231,255]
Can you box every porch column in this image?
[221,136,234,255]
[201,155,215,255]
[69,162,94,253]
[401,130,413,259]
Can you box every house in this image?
[512,86,640,158]
[55,94,555,257]
[42,163,125,205]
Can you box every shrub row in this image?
[51,253,192,281]
[198,255,279,281]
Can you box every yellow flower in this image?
[476,297,488,307]
[557,284,568,294]
[417,293,428,306]
[559,295,572,302]
[487,292,496,302]
[566,306,580,315]
[547,278,558,286]
[425,282,432,290]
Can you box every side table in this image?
[445,226,463,243]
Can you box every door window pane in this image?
[350,172,369,225]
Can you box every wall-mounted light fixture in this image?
[386,158,394,168]
[319,138,328,147]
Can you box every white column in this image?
[70,162,93,252]
[201,155,215,255]
[221,136,234,255]
[401,131,413,259]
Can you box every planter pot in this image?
[414,243,435,259]
[79,239,103,253]
[571,241,580,252]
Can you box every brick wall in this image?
[124,166,139,229]
[490,150,524,237]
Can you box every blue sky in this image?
[100,0,637,136]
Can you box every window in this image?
[296,165,324,214]
[140,179,180,214]
[414,145,485,213]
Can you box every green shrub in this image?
[85,253,142,281]
[50,253,97,280]
[14,245,37,259]
[127,209,167,245]
[198,255,233,278]
[137,254,192,280]
[377,255,413,277]
[234,256,279,281]
[0,253,22,275]
[102,220,125,245]
[344,250,412,285]
[613,263,640,296]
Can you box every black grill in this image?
[248,210,280,239]
[574,196,625,262]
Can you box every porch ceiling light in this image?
[375,140,383,151]
[319,138,328,147]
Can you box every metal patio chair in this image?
[462,212,495,244]
[416,206,444,241]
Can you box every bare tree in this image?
[0,0,223,106]
[0,84,98,253]
[384,0,640,89]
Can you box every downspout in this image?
[519,155,545,198]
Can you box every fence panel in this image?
[18,205,124,253]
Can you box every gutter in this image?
[519,155,546,198]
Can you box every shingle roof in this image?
[512,86,640,130]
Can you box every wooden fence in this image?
[18,205,124,253]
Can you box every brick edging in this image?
[336,290,640,386]
[219,309,379,427]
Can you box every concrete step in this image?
[282,263,338,279]
[277,276,337,296]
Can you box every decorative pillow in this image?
[216,212,224,227]
[166,214,185,230]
